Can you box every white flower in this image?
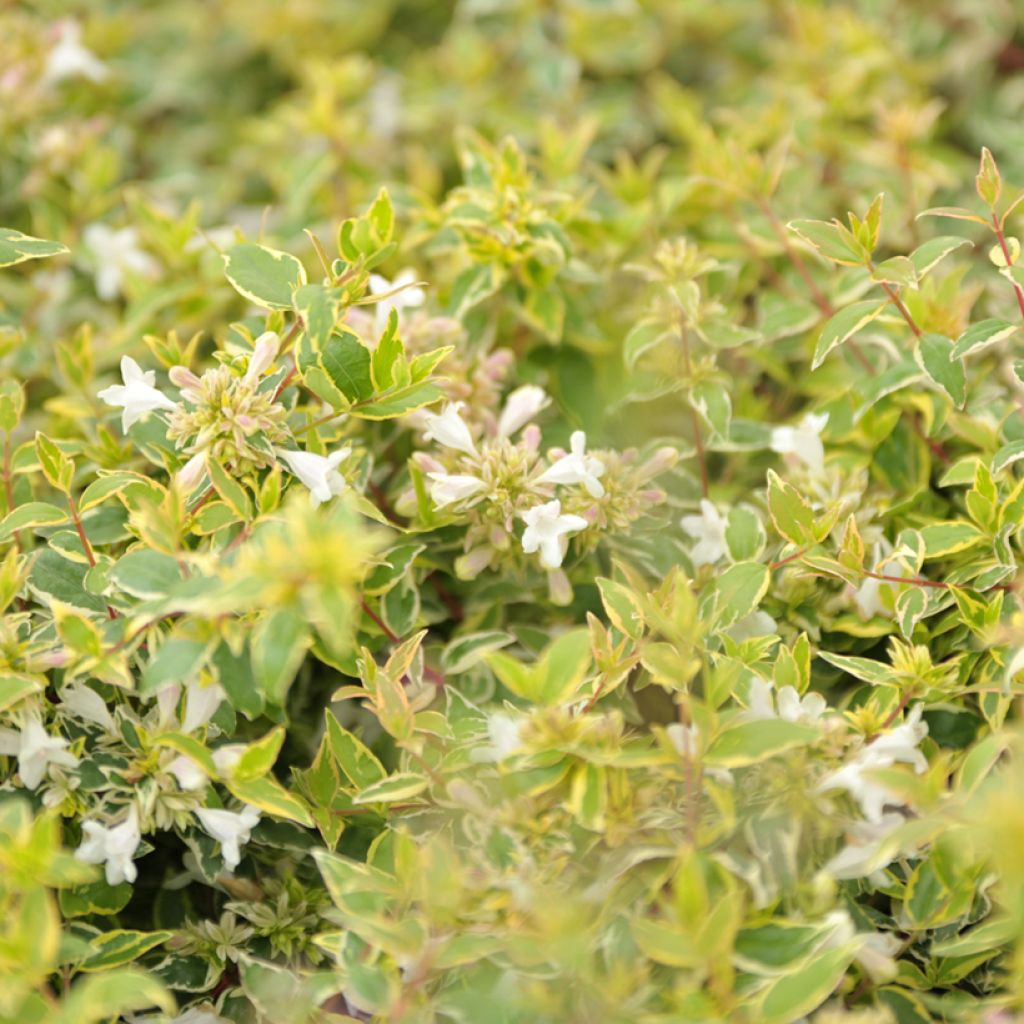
[744,679,827,725]
[666,723,699,758]
[82,224,159,300]
[276,447,351,506]
[61,684,115,731]
[726,610,777,642]
[853,575,888,620]
[43,20,108,84]
[770,412,828,475]
[680,499,727,567]
[212,745,245,777]
[470,713,524,763]
[422,403,477,457]
[194,805,261,870]
[182,680,226,734]
[369,269,425,334]
[167,755,207,792]
[824,812,906,880]
[427,472,486,509]
[520,499,588,569]
[818,705,929,822]
[821,911,900,983]
[243,332,280,384]
[176,451,208,492]
[0,719,78,790]
[497,385,550,438]
[536,431,605,498]
[76,806,141,886]
[98,356,177,432]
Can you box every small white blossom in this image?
[819,705,928,822]
[520,499,588,569]
[182,680,226,734]
[744,679,827,725]
[82,224,159,300]
[167,755,207,792]
[666,723,700,758]
[176,451,208,492]
[194,805,261,871]
[824,812,906,880]
[369,269,425,334]
[770,412,828,475]
[60,684,115,731]
[497,385,550,439]
[276,447,351,506]
[471,713,524,762]
[428,472,486,509]
[422,403,477,457]
[76,806,141,885]
[680,499,728,567]
[98,356,177,432]
[212,745,246,777]
[0,719,78,790]
[536,431,605,498]
[43,20,108,84]
[243,331,280,384]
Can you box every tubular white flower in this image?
[195,805,261,871]
[770,412,828,475]
[167,755,207,792]
[83,225,159,300]
[60,684,115,731]
[520,499,588,569]
[98,355,177,432]
[76,806,141,886]
[0,719,79,790]
[818,705,929,822]
[182,680,226,734]
[369,269,425,333]
[537,431,605,498]
[176,451,208,492]
[422,403,477,457]
[43,20,108,84]
[497,385,550,439]
[679,499,727,567]
[243,331,280,384]
[212,744,246,777]
[427,472,486,509]
[276,446,351,506]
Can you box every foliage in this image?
[2,1,1024,1022]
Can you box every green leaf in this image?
[109,549,182,598]
[28,549,108,614]
[142,639,208,695]
[766,470,814,546]
[293,283,341,349]
[353,381,444,419]
[56,970,174,1024]
[324,710,386,789]
[80,930,173,972]
[353,772,429,804]
[59,879,133,919]
[725,506,766,562]
[757,945,855,1023]
[232,727,286,782]
[689,379,732,440]
[993,439,1024,474]
[818,651,891,685]
[712,561,770,625]
[252,606,310,705]
[871,256,917,289]
[596,577,646,640]
[624,319,670,369]
[909,236,973,278]
[915,333,966,408]
[223,242,307,310]
[812,300,886,370]
[951,318,1017,359]
[441,631,516,674]
[152,731,218,776]
[321,332,373,403]
[0,673,45,712]
[788,219,867,266]
[0,502,67,540]
[535,629,593,705]
[0,228,68,268]
[226,775,313,826]
[207,459,253,521]
[920,521,985,558]
[706,719,819,767]
[630,918,702,968]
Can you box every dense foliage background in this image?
[3,1,1024,1021]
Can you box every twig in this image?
[992,213,1024,319]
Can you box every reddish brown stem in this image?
[993,214,1024,319]
[68,494,117,619]
[875,276,922,338]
